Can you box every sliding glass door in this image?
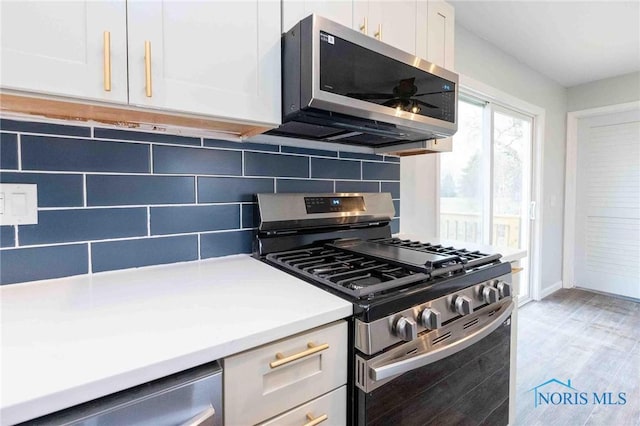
[440,97,533,302]
[439,98,485,244]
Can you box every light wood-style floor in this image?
[515,289,640,425]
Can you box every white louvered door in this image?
[574,109,640,299]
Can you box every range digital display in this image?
[305,196,366,214]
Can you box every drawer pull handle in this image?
[374,24,382,40]
[269,342,329,369]
[103,31,111,92]
[144,40,152,97]
[304,413,328,426]
[511,267,524,274]
[359,17,367,34]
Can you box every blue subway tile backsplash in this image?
[241,204,257,229]
[19,208,147,245]
[339,151,385,162]
[1,118,91,137]
[335,180,379,193]
[0,244,89,284]
[153,145,242,176]
[1,172,84,207]
[0,133,18,170]
[92,235,198,273]
[94,127,201,146]
[362,161,400,181]
[22,135,150,173]
[310,158,361,180]
[1,226,15,248]
[150,205,239,235]
[381,181,400,199]
[245,152,309,178]
[281,146,338,157]
[204,138,279,153]
[0,117,400,284]
[197,176,273,203]
[87,175,195,206]
[276,178,333,193]
[201,230,253,259]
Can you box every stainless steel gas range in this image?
[254,192,513,426]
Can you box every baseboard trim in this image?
[540,281,563,299]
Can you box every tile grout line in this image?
[17,133,22,171]
[87,243,93,274]
[83,174,87,208]
[147,207,151,237]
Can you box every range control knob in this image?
[497,281,512,298]
[394,316,418,341]
[454,295,473,316]
[420,308,442,330]
[482,286,500,304]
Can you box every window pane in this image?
[440,100,484,243]
[492,110,531,250]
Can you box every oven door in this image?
[354,300,513,426]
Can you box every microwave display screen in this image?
[319,31,455,123]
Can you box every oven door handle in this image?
[370,300,514,381]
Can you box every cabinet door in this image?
[0,1,127,103]
[368,1,417,54]
[127,0,280,126]
[426,0,455,69]
[283,0,353,33]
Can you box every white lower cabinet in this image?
[258,386,347,426]
[224,321,348,426]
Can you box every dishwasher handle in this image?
[371,300,514,381]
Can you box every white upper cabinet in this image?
[282,0,353,32]
[365,1,417,55]
[0,0,128,103]
[127,0,281,126]
[417,0,455,69]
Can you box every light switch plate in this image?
[0,184,38,225]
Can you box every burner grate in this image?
[266,245,429,298]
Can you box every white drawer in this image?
[224,321,347,426]
[258,386,347,426]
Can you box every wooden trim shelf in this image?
[0,92,274,139]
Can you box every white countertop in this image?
[395,233,527,263]
[0,255,352,425]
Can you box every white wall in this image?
[567,71,640,112]
[401,24,568,293]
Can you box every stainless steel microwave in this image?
[267,14,459,149]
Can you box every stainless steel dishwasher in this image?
[20,361,222,426]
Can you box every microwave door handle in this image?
[370,300,514,382]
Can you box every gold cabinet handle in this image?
[144,41,152,97]
[374,23,382,40]
[269,342,329,369]
[303,413,328,426]
[103,31,111,92]
[359,17,367,34]
[511,266,524,275]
